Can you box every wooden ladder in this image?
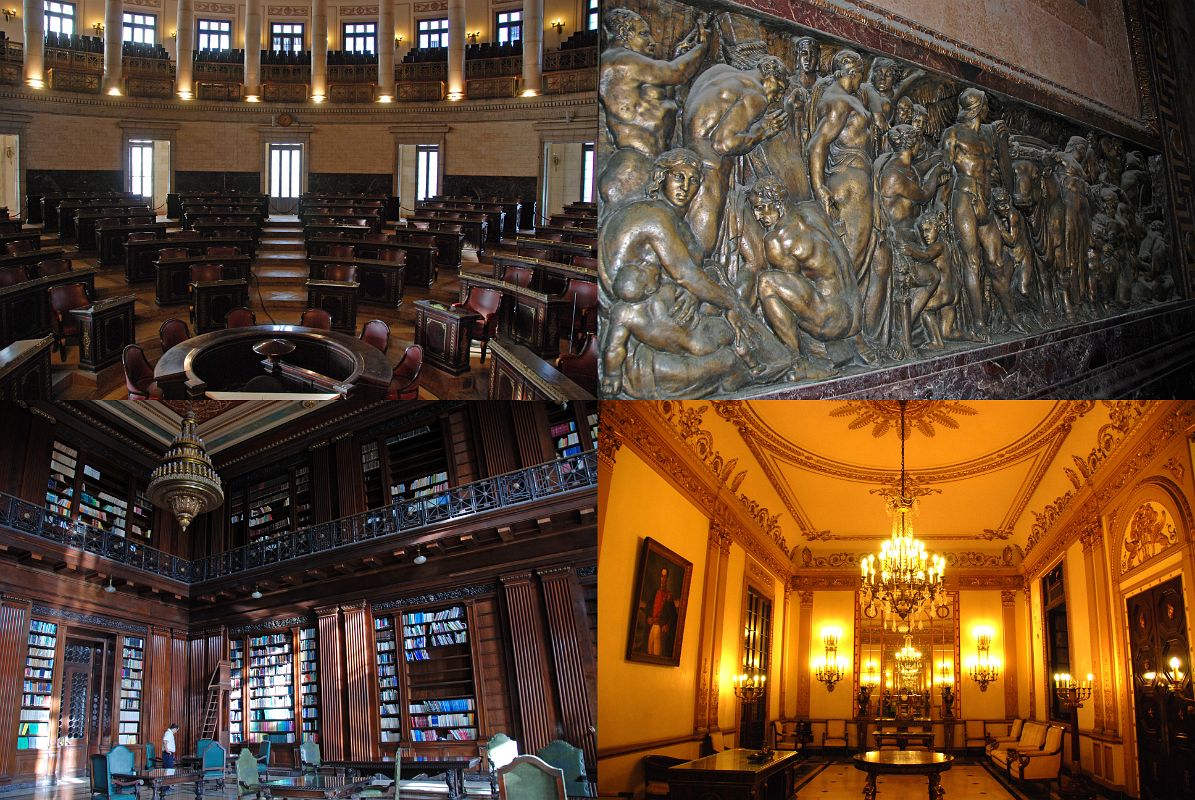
[200,660,232,743]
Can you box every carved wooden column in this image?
[1001,589,1020,720]
[0,596,31,783]
[175,0,194,98]
[474,405,518,476]
[340,601,380,758]
[537,566,596,766]
[21,0,44,87]
[102,0,123,94]
[500,572,557,754]
[796,590,814,717]
[315,605,347,759]
[334,433,365,517]
[693,523,730,734]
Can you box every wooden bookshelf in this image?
[45,441,77,527]
[374,614,401,743]
[44,440,153,540]
[230,638,244,744]
[547,406,585,458]
[248,632,296,743]
[248,474,292,540]
[129,489,154,540]
[401,604,478,743]
[117,636,145,745]
[360,424,451,511]
[229,461,316,543]
[299,627,319,738]
[18,619,58,750]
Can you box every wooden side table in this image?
[414,299,479,375]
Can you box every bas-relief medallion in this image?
[595,0,1179,399]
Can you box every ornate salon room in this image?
[595,0,1195,399]
[599,401,1195,800]
[0,400,597,800]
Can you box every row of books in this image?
[402,607,463,625]
[410,713,474,728]
[19,710,51,722]
[22,695,51,707]
[249,720,295,733]
[402,620,466,637]
[410,728,476,741]
[250,708,294,721]
[410,697,474,713]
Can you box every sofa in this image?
[987,721,1066,790]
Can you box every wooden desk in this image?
[851,751,953,800]
[302,224,371,245]
[668,749,800,800]
[305,280,360,334]
[458,272,572,358]
[0,336,54,399]
[192,279,250,333]
[126,236,256,282]
[515,236,596,264]
[74,211,154,251]
[413,299,479,376]
[57,199,147,239]
[491,253,597,295]
[0,268,98,350]
[0,248,68,273]
[391,227,463,271]
[70,294,136,371]
[487,339,594,401]
[323,756,479,799]
[183,210,268,229]
[263,775,368,800]
[299,212,383,231]
[308,239,438,287]
[404,215,486,253]
[307,256,404,310]
[415,203,505,243]
[193,220,263,241]
[97,221,169,266]
[534,224,597,243]
[155,255,252,305]
[1,230,43,253]
[112,768,206,800]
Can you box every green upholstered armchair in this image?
[486,733,520,795]
[236,747,269,800]
[201,741,226,790]
[90,753,110,800]
[536,741,592,797]
[299,741,321,774]
[144,743,157,770]
[256,740,272,778]
[497,755,566,800]
[106,745,140,800]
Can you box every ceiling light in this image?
[413,548,427,565]
[147,409,224,531]
[251,588,263,599]
[104,578,116,593]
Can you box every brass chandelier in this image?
[147,410,224,531]
[859,401,945,621]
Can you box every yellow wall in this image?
[959,590,1007,721]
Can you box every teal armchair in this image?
[299,741,321,775]
[236,748,269,800]
[497,755,566,800]
[144,743,157,771]
[90,753,110,800]
[202,741,226,790]
[536,741,591,797]
[197,739,215,761]
[256,740,272,778]
[486,733,519,795]
[106,745,140,800]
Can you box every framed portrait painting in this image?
[626,537,693,666]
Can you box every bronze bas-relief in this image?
[596,1,1178,399]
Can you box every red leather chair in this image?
[379,248,406,264]
[300,308,332,330]
[159,318,191,351]
[572,255,597,270]
[36,259,73,276]
[225,307,258,328]
[503,265,534,288]
[560,278,598,346]
[5,240,33,255]
[206,245,240,256]
[365,233,393,243]
[190,263,224,283]
[0,265,27,287]
[451,286,502,363]
[386,344,423,399]
[360,319,390,354]
[555,332,597,396]
[122,344,162,399]
[326,244,356,258]
[47,282,92,360]
[324,264,357,282]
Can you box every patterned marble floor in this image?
[796,763,1016,798]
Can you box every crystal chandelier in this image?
[147,410,224,531]
[894,635,923,681]
[859,401,945,621]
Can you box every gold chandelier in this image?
[859,401,945,621]
[894,634,923,680]
[147,410,224,531]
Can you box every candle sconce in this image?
[551,19,565,34]
[92,22,104,34]
[2,8,18,21]
[733,672,766,703]
[814,628,846,692]
[967,628,1000,691]
[1053,672,1094,710]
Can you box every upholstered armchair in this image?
[159,318,191,351]
[122,345,162,399]
[386,345,423,400]
[47,282,92,360]
[822,720,849,749]
[300,308,333,330]
[452,286,503,363]
[555,333,596,396]
[324,264,358,282]
[1008,724,1065,788]
[225,307,258,328]
[37,258,73,276]
[963,720,988,751]
[502,265,534,287]
[773,720,802,751]
[361,319,390,353]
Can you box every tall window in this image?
[416,17,448,49]
[1043,563,1070,721]
[586,0,599,31]
[129,140,153,199]
[197,19,231,50]
[122,11,156,44]
[738,587,772,748]
[43,0,74,35]
[580,142,595,203]
[270,143,302,200]
[416,145,439,201]
[342,21,376,53]
[271,22,304,52]
[495,10,521,44]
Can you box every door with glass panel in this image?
[269,143,302,213]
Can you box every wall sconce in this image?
[170,30,177,40]
[550,19,565,35]
[93,22,104,34]
[395,35,404,46]
[856,662,878,715]
[466,31,479,44]
[2,8,18,22]
[813,628,845,692]
[1054,672,1094,709]
[937,661,955,718]
[732,672,766,703]
[967,628,1000,692]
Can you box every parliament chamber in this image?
[0,0,598,400]
[0,398,597,799]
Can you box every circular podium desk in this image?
[851,751,954,800]
[155,324,391,399]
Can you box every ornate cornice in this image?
[31,603,148,635]
[371,582,496,610]
[230,615,311,635]
[597,427,622,468]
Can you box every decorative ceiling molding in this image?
[794,547,1023,570]
[603,402,791,581]
[828,401,978,439]
[712,400,1094,542]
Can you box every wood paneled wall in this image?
[315,605,347,760]
[538,566,597,767]
[473,596,514,740]
[500,572,558,755]
[0,596,31,784]
[341,600,380,758]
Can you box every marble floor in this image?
[796,762,1018,798]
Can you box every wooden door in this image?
[57,644,96,777]
[738,587,772,750]
[1127,576,1195,799]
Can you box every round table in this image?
[851,750,954,800]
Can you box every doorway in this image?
[268,143,303,213]
[540,141,593,221]
[127,139,171,216]
[1127,576,1195,799]
[57,636,115,777]
[0,134,18,216]
[738,585,772,749]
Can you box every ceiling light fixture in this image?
[251,587,263,599]
[413,547,427,565]
[859,400,945,622]
[104,578,116,593]
[147,409,224,532]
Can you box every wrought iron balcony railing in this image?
[0,450,596,585]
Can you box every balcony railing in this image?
[0,449,596,585]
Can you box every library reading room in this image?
[0,400,597,800]
[0,0,598,400]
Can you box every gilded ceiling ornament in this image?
[829,401,977,439]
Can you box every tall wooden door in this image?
[1127,576,1195,799]
[56,638,112,777]
[738,587,772,750]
